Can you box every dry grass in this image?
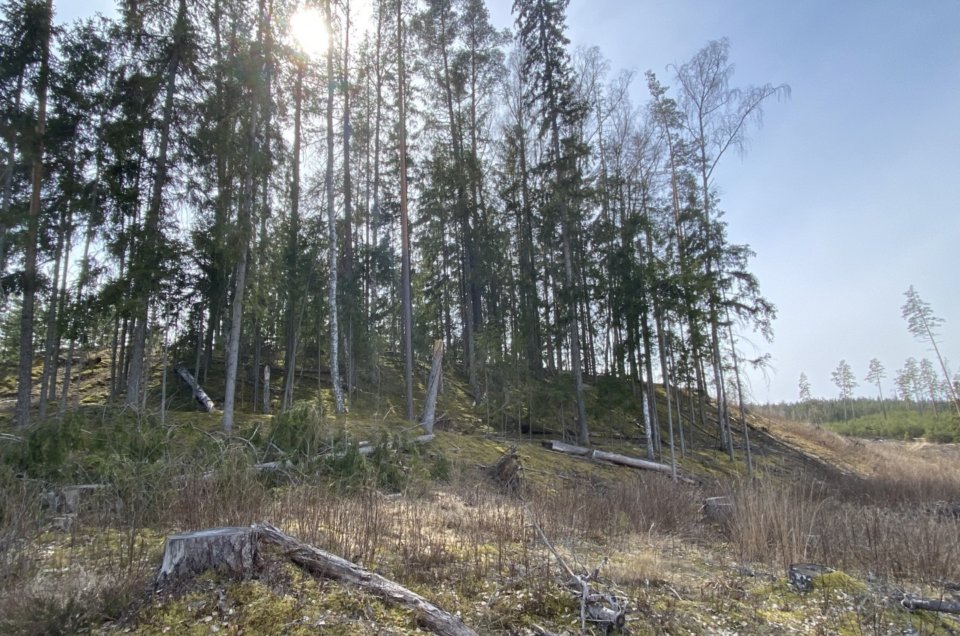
[723,418,960,584]
[3,406,960,634]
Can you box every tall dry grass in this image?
[723,424,960,582]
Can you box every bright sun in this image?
[290,7,329,59]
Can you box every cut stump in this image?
[702,496,733,522]
[153,524,477,636]
[787,563,834,592]
[157,527,258,586]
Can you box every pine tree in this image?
[901,286,960,418]
[864,358,887,420]
[830,359,857,421]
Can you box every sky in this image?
[56,0,960,404]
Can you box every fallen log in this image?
[900,595,960,615]
[174,363,215,412]
[154,524,477,636]
[354,433,435,457]
[542,440,672,475]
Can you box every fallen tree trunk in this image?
[154,524,477,636]
[175,363,215,412]
[354,433,435,457]
[900,595,960,615]
[255,524,477,636]
[542,440,672,475]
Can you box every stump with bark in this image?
[485,446,524,492]
[157,527,258,586]
[153,523,477,636]
[787,563,834,592]
[702,496,733,522]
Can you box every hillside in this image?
[1,357,959,635]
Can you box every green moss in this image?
[813,571,867,595]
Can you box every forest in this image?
[0,0,790,453]
[5,3,960,634]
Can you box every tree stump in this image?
[788,563,834,592]
[156,527,258,586]
[420,340,444,434]
[702,496,733,522]
[486,446,523,491]
[42,484,105,514]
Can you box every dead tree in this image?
[420,339,444,433]
[175,363,215,412]
[527,509,628,633]
[542,440,673,475]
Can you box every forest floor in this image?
[1,354,959,635]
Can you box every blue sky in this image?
[57,0,960,404]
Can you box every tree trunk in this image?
[14,0,53,428]
[261,364,271,414]
[420,340,444,434]
[342,0,355,405]
[38,204,68,420]
[223,0,267,432]
[283,65,304,413]
[325,3,345,414]
[59,218,93,416]
[176,364,215,413]
[255,524,478,636]
[125,0,188,409]
[542,440,673,475]
[397,1,414,421]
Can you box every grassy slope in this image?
[1,354,959,635]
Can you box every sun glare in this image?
[291,7,329,59]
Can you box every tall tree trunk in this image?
[639,309,660,455]
[14,0,53,428]
[222,0,267,432]
[283,65,304,412]
[342,0,356,404]
[125,0,188,408]
[325,1,345,414]
[397,0,414,421]
[726,320,752,474]
[38,205,69,420]
[60,214,95,416]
